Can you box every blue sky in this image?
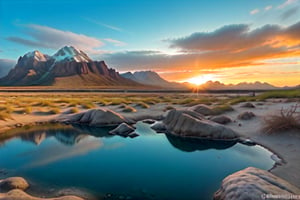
[0,0,300,85]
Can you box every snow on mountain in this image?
[52,46,92,63]
[24,50,48,62]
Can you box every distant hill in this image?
[121,71,186,89]
[193,81,279,90]
[0,46,142,87]
[0,59,15,78]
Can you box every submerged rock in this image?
[238,111,255,120]
[0,177,29,192]
[109,123,135,137]
[214,167,300,200]
[142,119,156,124]
[188,104,214,116]
[210,115,232,124]
[163,109,239,140]
[150,121,167,132]
[63,108,131,126]
[0,189,84,200]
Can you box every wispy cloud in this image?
[265,5,273,11]
[103,38,126,46]
[6,24,125,55]
[6,24,104,52]
[280,6,300,20]
[84,17,123,32]
[278,0,298,9]
[250,9,260,15]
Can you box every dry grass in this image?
[48,107,61,115]
[122,105,137,113]
[136,102,150,109]
[69,107,80,113]
[0,112,13,121]
[263,104,300,133]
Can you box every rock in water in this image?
[238,111,255,120]
[109,123,135,137]
[64,108,130,126]
[214,167,300,200]
[0,177,29,191]
[163,109,239,140]
[188,104,214,116]
[210,115,232,124]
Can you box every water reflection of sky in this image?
[0,123,275,200]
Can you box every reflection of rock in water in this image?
[20,131,47,145]
[165,134,237,152]
[54,130,87,146]
[72,124,114,138]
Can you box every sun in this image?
[186,74,215,86]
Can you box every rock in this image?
[109,123,135,137]
[163,109,239,140]
[64,108,130,126]
[142,119,156,124]
[214,167,300,200]
[0,189,84,200]
[0,177,29,191]
[238,111,255,120]
[128,132,139,138]
[210,115,232,124]
[239,138,256,146]
[188,104,214,116]
[241,102,255,108]
[150,121,167,132]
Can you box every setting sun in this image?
[186,74,216,85]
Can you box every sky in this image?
[0,0,300,86]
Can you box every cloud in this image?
[278,0,298,9]
[0,59,15,78]
[265,5,273,11]
[280,6,299,20]
[6,24,125,54]
[84,17,123,32]
[103,21,300,75]
[103,38,126,46]
[250,9,260,15]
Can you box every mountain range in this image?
[0,46,295,90]
[121,71,185,89]
[0,46,139,87]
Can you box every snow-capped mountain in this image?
[121,71,186,89]
[52,46,92,63]
[0,46,141,87]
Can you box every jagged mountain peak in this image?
[23,50,48,62]
[52,46,92,63]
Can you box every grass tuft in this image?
[263,104,300,133]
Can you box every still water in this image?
[0,122,274,200]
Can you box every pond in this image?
[0,122,275,200]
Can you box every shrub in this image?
[48,108,61,114]
[0,112,12,121]
[263,104,300,133]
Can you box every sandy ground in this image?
[224,100,300,187]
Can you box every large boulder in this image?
[214,167,300,200]
[63,108,131,126]
[0,177,29,192]
[188,104,214,116]
[163,109,239,140]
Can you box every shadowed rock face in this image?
[214,167,300,200]
[163,109,239,140]
[65,108,131,126]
